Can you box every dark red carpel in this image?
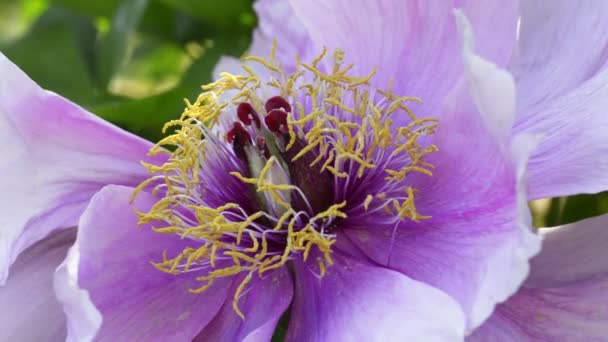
[265,96,292,114]
[226,122,252,144]
[265,109,288,133]
[237,102,261,129]
[256,136,271,159]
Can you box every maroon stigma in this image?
[256,136,271,159]
[226,95,334,214]
[226,121,251,144]
[226,122,253,165]
[265,96,292,114]
[237,102,261,129]
[265,109,288,133]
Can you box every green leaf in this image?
[558,192,608,225]
[90,31,250,141]
[126,40,186,83]
[271,308,291,342]
[49,0,122,17]
[138,1,205,43]
[271,325,287,342]
[158,0,255,32]
[97,0,148,88]
[3,1,255,142]
[2,6,100,104]
[90,87,185,141]
[539,191,608,228]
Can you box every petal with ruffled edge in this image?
[512,1,608,199]
[55,186,235,341]
[213,0,315,80]
[287,0,518,117]
[0,53,164,284]
[250,0,315,71]
[469,214,608,340]
[286,255,465,341]
[0,228,75,341]
[342,12,540,332]
[193,267,293,342]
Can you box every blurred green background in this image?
[0,0,255,141]
[1,0,607,231]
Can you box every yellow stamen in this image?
[133,44,438,321]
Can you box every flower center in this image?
[228,94,334,217]
[134,46,438,319]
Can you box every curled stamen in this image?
[134,46,439,321]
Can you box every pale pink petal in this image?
[469,214,608,340]
[212,0,315,81]
[286,256,466,341]
[193,267,293,342]
[0,53,164,284]
[455,10,516,142]
[343,12,540,332]
[287,0,518,117]
[55,186,232,341]
[512,1,608,199]
[0,229,74,341]
[513,0,608,111]
[250,0,315,71]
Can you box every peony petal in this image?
[0,53,163,284]
[512,1,608,199]
[512,0,608,112]
[287,0,518,117]
[515,67,608,199]
[54,241,101,342]
[55,186,232,341]
[250,0,315,71]
[469,214,608,340]
[527,213,608,288]
[193,267,293,342]
[212,0,315,80]
[343,12,541,332]
[286,255,466,341]
[344,133,541,333]
[0,228,75,341]
[455,10,516,143]
[213,56,246,81]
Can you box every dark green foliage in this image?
[1,0,255,141]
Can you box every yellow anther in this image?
[325,166,348,178]
[311,47,327,68]
[232,272,253,320]
[275,210,294,230]
[291,139,321,161]
[317,257,327,276]
[229,171,258,184]
[364,195,374,211]
[237,212,265,244]
[134,44,438,322]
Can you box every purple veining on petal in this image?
[287,254,465,341]
[132,43,450,337]
[0,228,75,341]
[0,52,166,285]
[193,267,293,341]
[510,1,608,199]
[56,186,235,340]
[470,214,608,341]
[9,0,606,339]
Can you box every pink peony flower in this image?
[1,1,606,341]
